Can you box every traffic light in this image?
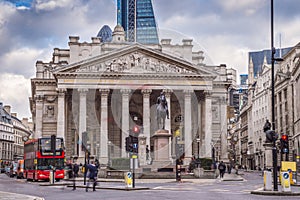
[125,135,138,153]
[132,125,140,135]
[132,136,138,153]
[125,136,132,152]
[51,134,56,154]
[280,134,289,154]
[265,130,278,143]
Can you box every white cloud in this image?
[0,73,31,119]
[0,48,47,78]
[217,0,266,15]
[34,0,75,11]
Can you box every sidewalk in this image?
[0,191,44,200]
[251,186,300,196]
[38,172,243,191]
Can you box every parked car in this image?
[6,162,17,177]
[5,166,11,176]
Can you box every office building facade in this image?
[117,0,159,44]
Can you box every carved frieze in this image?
[74,51,195,74]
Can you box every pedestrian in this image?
[66,160,73,179]
[146,145,150,161]
[72,161,79,190]
[86,161,98,192]
[218,161,226,180]
[227,164,232,174]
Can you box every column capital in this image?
[56,88,67,93]
[120,89,131,95]
[56,88,67,97]
[183,89,193,96]
[78,88,88,94]
[34,94,44,102]
[142,89,152,97]
[204,90,212,98]
[99,89,110,96]
[163,89,173,97]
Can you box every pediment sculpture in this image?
[74,51,195,74]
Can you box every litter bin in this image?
[263,171,272,191]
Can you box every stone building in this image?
[0,103,14,165]
[29,25,233,167]
[275,42,300,161]
[0,103,31,168]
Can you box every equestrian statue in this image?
[156,91,169,130]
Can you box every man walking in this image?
[86,161,98,192]
[218,161,226,180]
[72,161,79,190]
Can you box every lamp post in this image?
[270,0,278,191]
[108,141,112,167]
[196,138,200,159]
[270,0,284,191]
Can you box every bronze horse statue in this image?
[156,92,169,130]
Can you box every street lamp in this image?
[196,138,200,159]
[270,0,283,191]
[108,141,112,167]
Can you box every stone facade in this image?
[276,42,300,161]
[0,103,31,168]
[30,26,232,167]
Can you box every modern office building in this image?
[117,0,159,44]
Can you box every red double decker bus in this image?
[24,137,65,181]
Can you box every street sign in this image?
[281,161,296,171]
[124,172,132,188]
[132,154,138,159]
[281,172,291,192]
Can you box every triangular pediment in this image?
[53,43,215,78]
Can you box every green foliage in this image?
[190,158,212,170]
[110,158,130,170]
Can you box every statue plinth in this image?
[263,142,273,169]
[152,130,171,166]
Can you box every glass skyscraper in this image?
[117,0,159,44]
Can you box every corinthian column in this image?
[204,91,212,158]
[163,89,172,160]
[56,88,66,139]
[78,88,88,157]
[121,89,131,157]
[184,90,193,163]
[99,89,110,164]
[35,94,44,138]
[142,89,152,147]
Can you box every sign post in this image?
[124,171,133,188]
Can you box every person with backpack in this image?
[86,161,98,192]
[218,161,226,180]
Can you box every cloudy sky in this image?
[0,0,300,120]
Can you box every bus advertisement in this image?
[24,137,65,181]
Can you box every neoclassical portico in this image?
[30,26,231,167]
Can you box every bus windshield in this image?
[39,138,63,151]
[37,158,64,170]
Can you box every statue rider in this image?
[157,91,169,119]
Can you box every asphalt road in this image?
[0,171,299,200]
